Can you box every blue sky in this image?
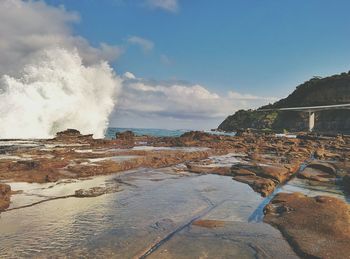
[45,0,350,98]
[1,0,350,133]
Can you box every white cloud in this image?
[0,0,122,75]
[146,0,178,12]
[228,91,278,101]
[127,36,154,53]
[110,75,277,129]
[123,71,136,79]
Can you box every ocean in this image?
[105,127,236,139]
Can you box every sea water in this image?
[105,127,236,139]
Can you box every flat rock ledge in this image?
[264,192,350,259]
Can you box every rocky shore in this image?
[264,193,350,259]
[0,129,349,258]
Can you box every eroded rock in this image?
[54,129,93,143]
[186,164,232,175]
[299,161,338,183]
[264,192,350,259]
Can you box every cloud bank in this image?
[110,73,277,129]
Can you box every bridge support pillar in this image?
[308,111,315,132]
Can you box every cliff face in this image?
[218,72,350,133]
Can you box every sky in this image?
[1,0,350,132]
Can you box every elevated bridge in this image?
[259,103,350,132]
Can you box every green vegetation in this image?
[218,71,350,133]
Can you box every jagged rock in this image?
[54,129,93,143]
[56,128,81,137]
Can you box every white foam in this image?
[0,48,121,139]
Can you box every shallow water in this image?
[88,155,141,163]
[0,168,298,258]
[131,146,210,152]
[280,177,350,203]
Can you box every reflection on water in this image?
[0,168,298,258]
[280,177,350,203]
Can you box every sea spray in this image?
[0,48,121,139]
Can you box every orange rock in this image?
[0,183,11,212]
[264,192,350,259]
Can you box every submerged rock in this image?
[192,219,226,228]
[264,192,350,259]
[74,186,121,198]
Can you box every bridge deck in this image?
[259,103,350,112]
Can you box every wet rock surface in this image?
[0,183,11,211]
[1,129,349,195]
[74,186,122,197]
[1,129,350,257]
[264,192,350,259]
